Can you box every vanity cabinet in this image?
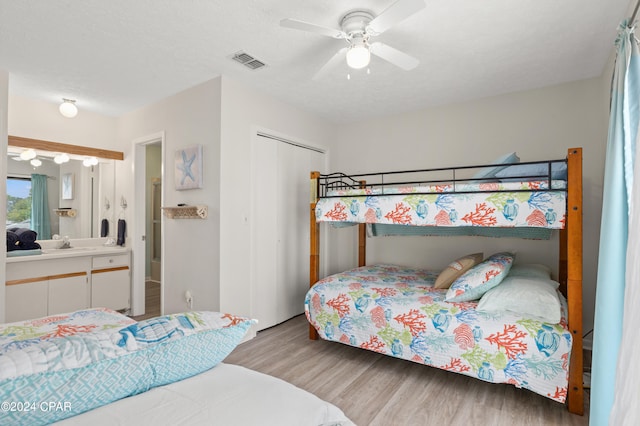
[5,258,90,323]
[91,253,130,312]
[49,273,90,315]
[5,280,49,323]
[5,248,131,322]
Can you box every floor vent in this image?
[231,51,267,70]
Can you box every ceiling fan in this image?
[280,0,426,80]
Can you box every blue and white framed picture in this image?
[174,145,203,190]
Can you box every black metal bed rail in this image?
[317,159,567,198]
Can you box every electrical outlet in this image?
[185,290,193,309]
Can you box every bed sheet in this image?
[316,180,566,229]
[305,264,572,403]
[57,363,355,426]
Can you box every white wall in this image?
[8,96,117,150]
[0,69,8,322]
[116,77,222,315]
[219,76,335,319]
[325,76,608,334]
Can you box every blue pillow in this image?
[471,152,520,180]
[495,162,567,180]
[445,252,515,302]
[0,312,256,425]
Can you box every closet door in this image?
[252,135,324,330]
[252,137,280,329]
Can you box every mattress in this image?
[305,264,572,403]
[57,363,355,426]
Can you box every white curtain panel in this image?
[610,105,640,425]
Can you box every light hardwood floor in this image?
[225,315,589,426]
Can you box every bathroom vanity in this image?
[5,244,131,322]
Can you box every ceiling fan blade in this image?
[280,18,346,39]
[370,42,419,71]
[312,47,348,81]
[367,0,426,34]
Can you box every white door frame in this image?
[132,131,165,316]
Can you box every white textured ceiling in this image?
[0,0,632,123]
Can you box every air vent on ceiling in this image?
[230,51,267,71]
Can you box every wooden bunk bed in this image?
[308,148,583,415]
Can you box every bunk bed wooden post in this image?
[309,172,320,340]
[358,180,367,267]
[564,147,584,415]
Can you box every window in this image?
[6,177,32,229]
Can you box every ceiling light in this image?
[30,158,42,167]
[83,156,98,167]
[59,98,78,118]
[346,38,370,70]
[54,153,70,164]
[20,149,37,160]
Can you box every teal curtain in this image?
[590,21,640,426]
[30,173,51,240]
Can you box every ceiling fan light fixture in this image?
[59,98,78,118]
[346,43,370,69]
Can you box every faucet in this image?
[60,236,72,249]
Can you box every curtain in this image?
[610,29,640,426]
[591,22,640,426]
[30,173,51,240]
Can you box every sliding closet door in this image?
[252,138,280,329]
[252,135,324,330]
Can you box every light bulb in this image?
[30,158,42,167]
[59,99,78,118]
[54,153,70,164]
[346,44,370,69]
[83,156,98,167]
[20,149,37,160]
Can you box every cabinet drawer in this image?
[92,254,129,269]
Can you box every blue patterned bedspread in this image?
[316,181,566,229]
[305,264,572,403]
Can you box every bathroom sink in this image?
[42,247,98,254]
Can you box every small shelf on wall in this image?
[162,205,208,219]
[54,209,77,218]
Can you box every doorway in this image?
[131,132,164,319]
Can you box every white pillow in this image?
[508,263,553,281]
[476,276,561,324]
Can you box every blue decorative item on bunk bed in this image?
[444,252,514,302]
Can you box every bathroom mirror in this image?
[7,136,124,240]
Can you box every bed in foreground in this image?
[307,148,583,415]
[0,308,354,426]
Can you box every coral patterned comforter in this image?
[315,180,567,229]
[0,308,135,354]
[305,265,572,403]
